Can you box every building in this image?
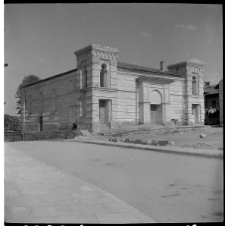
[204,82,219,125]
[21,44,205,132]
[215,79,223,124]
[204,82,219,109]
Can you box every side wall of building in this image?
[21,70,82,132]
[116,71,139,126]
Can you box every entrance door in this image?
[151,105,157,123]
[151,104,162,124]
[192,104,199,123]
[99,100,107,124]
[39,116,43,131]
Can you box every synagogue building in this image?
[21,44,205,132]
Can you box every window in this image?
[82,67,88,88]
[69,80,73,92]
[192,76,197,95]
[39,92,43,114]
[28,95,32,115]
[100,64,107,87]
[74,79,77,90]
[80,100,82,116]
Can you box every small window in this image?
[39,92,43,114]
[69,80,73,92]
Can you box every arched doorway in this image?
[151,90,162,124]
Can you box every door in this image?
[39,116,43,131]
[151,104,162,124]
[99,100,107,124]
[192,104,199,123]
[151,105,157,123]
[156,105,162,124]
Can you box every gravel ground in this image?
[89,126,223,150]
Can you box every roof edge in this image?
[24,68,77,88]
[118,61,184,78]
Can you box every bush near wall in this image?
[4,132,23,142]
[4,130,80,142]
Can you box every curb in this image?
[109,137,175,147]
[70,138,223,159]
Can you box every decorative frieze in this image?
[187,65,204,75]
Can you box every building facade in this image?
[204,82,219,125]
[21,44,205,132]
[215,79,223,124]
[219,79,223,124]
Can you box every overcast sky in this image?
[4,3,223,116]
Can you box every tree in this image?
[4,114,21,132]
[15,75,40,115]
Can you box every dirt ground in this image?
[90,125,223,150]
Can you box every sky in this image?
[3,3,223,116]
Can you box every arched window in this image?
[100,64,107,87]
[192,76,197,95]
[82,66,88,88]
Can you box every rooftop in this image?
[204,84,219,95]
[117,61,183,77]
[24,60,184,88]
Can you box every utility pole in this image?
[4,64,8,105]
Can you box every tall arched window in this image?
[100,64,107,87]
[192,76,197,95]
[82,66,88,88]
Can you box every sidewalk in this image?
[4,144,156,224]
[70,137,223,159]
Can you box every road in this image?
[6,141,223,222]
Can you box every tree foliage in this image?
[4,114,21,132]
[15,75,40,115]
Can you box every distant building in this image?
[21,44,205,132]
[215,79,223,124]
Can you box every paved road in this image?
[6,141,223,222]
